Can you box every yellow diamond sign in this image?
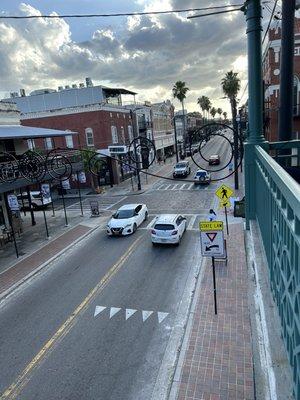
[215,184,234,200]
[199,221,224,231]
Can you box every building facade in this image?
[151,100,175,158]
[263,18,300,142]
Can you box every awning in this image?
[0,125,78,139]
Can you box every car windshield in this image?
[175,163,187,168]
[196,171,206,177]
[113,209,135,219]
[154,223,175,230]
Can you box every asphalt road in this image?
[0,132,234,400]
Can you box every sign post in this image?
[199,221,225,315]
[215,184,234,235]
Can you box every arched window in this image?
[85,128,94,147]
[293,76,299,116]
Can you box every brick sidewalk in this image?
[0,224,91,296]
[172,222,254,400]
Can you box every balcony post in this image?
[243,0,267,228]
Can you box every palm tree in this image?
[217,108,222,121]
[197,96,207,124]
[221,70,241,189]
[173,81,190,154]
[205,97,211,122]
[223,111,227,121]
[221,71,240,124]
[210,107,217,119]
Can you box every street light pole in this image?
[173,116,179,162]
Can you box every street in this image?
[0,133,235,400]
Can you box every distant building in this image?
[151,100,175,158]
[263,18,300,142]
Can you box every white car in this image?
[151,214,187,246]
[193,169,211,185]
[106,204,148,236]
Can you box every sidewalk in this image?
[170,222,255,400]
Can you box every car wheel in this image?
[144,211,148,221]
[133,223,137,233]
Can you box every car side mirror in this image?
[112,213,117,218]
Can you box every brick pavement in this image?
[173,222,254,400]
[0,224,91,296]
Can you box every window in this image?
[123,114,126,119]
[111,126,118,144]
[120,126,125,143]
[128,125,133,143]
[27,139,35,150]
[85,128,94,147]
[65,135,74,148]
[117,113,119,118]
[44,137,53,150]
[293,76,299,116]
[110,113,113,118]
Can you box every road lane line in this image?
[146,217,157,229]
[0,235,143,400]
[187,183,193,190]
[187,215,197,230]
[171,184,178,191]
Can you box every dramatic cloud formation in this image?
[0,1,255,112]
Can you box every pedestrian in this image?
[208,209,217,221]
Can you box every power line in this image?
[187,8,242,19]
[0,4,245,19]
[262,0,278,45]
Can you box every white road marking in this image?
[171,184,179,190]
[156,184,165,190]
[157,312,169,324]
[146,217,157,229]
[110,307,121,318]
[106,196,127,210]
[164,184,172,190]
[179,184,187,190]
[126,309,137,320]
[142,310,154,322]
[94,306,106,317]
[187,183,193,190]
[187,215,197,230]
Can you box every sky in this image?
[0,1,279,114]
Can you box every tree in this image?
[217,108,222,121]
[197,96,207,123]
[221,70,241,189]
[173,81,190,153]
[223,111,227,121]
[210,107,217,119]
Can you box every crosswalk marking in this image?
[187,215,197,230]
[146,217,157,229]
[171,184,179,190]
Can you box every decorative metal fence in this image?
[255,145,300,398]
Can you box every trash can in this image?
[234,197,245,218]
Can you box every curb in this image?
[0,224,101,303]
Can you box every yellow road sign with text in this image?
[215,184,234,200]
[199,221,224,231]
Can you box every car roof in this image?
[155,214,181,224]
[195,169,207,173]
[118,204,143,210]
[176,161,188,165]
[209,154,219,158]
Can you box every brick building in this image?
[263,18,300,142]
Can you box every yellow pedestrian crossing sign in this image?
[215,184,234,201]
[219,199,231,209]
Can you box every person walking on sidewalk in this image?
[207,209,217,221]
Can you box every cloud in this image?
[0,1,250,113]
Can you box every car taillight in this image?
[151,230,156,235]
[171,230,178,235]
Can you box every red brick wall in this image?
[22,109,133,150]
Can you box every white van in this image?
[17,191,52,210]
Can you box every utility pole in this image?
[173,115,179,162]
[278,0,295,143]
[130,110,142,190]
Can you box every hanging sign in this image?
[7,194,19,211]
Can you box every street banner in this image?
[78,171,86,183]
[7,194,19,211]
[41,184,51,201]
[61,179,71,190]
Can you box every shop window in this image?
[111,126,118,144]
[120,126,125,143]
[85,128,94,147]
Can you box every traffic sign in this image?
[199,221,223,231]
[215,184,234,200]
[200,230,225,257]
[219,199,231,209]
